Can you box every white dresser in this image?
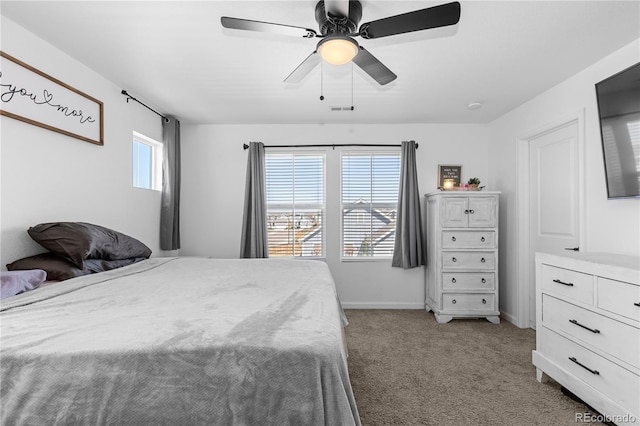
[424,191,500,324]
[533,251,640,425]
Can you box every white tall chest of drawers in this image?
[424,191,500,324]
[533,252,640,425]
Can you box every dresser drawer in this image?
[443,293,495,311]
[540,327,640,415]
[597,277,640,322]
[540,264,594,305]
[441,231,496,249]
[542,295,639,368]
[442,272,495,290]
[442,251,496,270]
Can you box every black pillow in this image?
[7,253,146,281]
[27,222,151,269]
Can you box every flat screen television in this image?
[595,62,640,199]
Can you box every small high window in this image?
[132,132,162,191]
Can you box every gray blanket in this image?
[1,257,360,425]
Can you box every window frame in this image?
[340,150,401,262]
[132,131,163,191]
[265,151,326,259]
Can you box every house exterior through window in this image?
[341,152,401,259]
[263,148,400,260]
[265,153,325,257]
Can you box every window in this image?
[265,153,325,257]
[341,152,401,258]
[132,132,162,191]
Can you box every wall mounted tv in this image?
[595,62,640,199]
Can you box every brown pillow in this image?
[27,222,151,269]
[7,253,146,281]
[7,253,92,281]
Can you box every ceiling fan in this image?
[221,0,461,86]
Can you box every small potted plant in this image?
[467,177,481,189]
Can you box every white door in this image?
[528,122,580,327]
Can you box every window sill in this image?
[133,185,161,192]
[268,256,327,261]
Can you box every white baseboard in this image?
[501,311,519,326]
[341,302,425,309]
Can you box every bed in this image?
[0,257,360,425]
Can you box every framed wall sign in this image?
[0,51,104,145]
[438,164,462,188]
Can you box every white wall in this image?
[181,123,489,308]
[0,16,167,268]
[487,39,640,324]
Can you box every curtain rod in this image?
[121,90,169,122]
[242,142,418,150]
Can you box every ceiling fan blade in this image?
[284,52,322,83]
[324,0,350,18]
[352,46,397,85]
[221,17,317,38]
[359,1,460,39]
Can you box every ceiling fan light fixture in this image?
[317,36,359,65]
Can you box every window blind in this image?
[341,152,401,258]
[265,153,325,257]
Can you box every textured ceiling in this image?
[2,1,639,124]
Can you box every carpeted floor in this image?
[344,309,605,426]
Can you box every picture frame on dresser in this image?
[437,164,462,188]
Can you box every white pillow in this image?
[0,270,47,299]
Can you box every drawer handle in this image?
[451,278,457,283]
[552,279,574,287]
[452,257,457,262]
[568,357,600,375]
[451,236,456,242]
[481,258,486,263]
[452,299,457,304]
[480,236,485,242]
[482,298,487,304]
[634,302,640,307]
[481,278,486,283]
[569,319,600,334]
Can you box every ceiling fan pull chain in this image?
[351,62,354,111]
[319,61,325,101]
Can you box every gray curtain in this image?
[160,116,181,250]
[240,142,268,258]
[392,140,425,268]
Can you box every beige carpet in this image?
[344,309,605,426]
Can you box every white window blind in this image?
[341,152,401,258]
[265,153,325,257]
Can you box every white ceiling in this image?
[2,1,639,125]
